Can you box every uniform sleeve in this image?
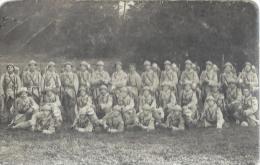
[252,73,258,87]
[153,73,159,89]
[194,71,199,85]
[104,72,111,84]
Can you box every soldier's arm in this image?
[194,72,200,85]
[167,92,177,108]
[153,73,159,89]
[16,76,22,92]
[135,73,142,89]
[199,71,206,85]
[172,72,178,87]
[251,73,258,87]
[245,98,258,116]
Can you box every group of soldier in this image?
[0,59,258,134]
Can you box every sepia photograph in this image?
[0,0,259,164]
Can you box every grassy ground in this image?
[0,125,258,165]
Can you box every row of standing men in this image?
[0,59,258,134]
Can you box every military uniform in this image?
[238,62,258,91]
[72,108,95,133]
[160,61,178,91]
[180,60,199,86]
[137,104,155,131]
[220,62,237,93]
[141,61,159,92]
[0,64,22,123]
[164,105,185,130]
[96,85,113,119]
[22,60,42,103]
[77,61,91,93]
[102,106,124,133]
[202,96,224,128]
[181,81,198,128]
[41,62,61,93]
[60,62,79,123]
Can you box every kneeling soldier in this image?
[234,88,259,126]
[201,96,224,129]
[137,104,155,131]
[102,105,124,133]
[71,108,94,133]
[9,87,39,128]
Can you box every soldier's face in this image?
[245,65,251,72]
[29,64,36,71]
[206,64,211,71]
[143,90,150,97]
[97,65,103,71]
[225,66,232,72]
[116,64,122,71]
[7,66,14,73]
[65,65,72,71]
[165,64,171,70]
[208,100,214,106]
[80,65,86,71]
[185,63,191,70]
[46,91,53,97]
[145,65,151,71]
[21,92,27,98]
[243,89,250,97]
[100,89,106,95]
[48,65,55,72]
[129,65,135,72]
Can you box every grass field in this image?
[0,125,258,165]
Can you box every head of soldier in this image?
[100,85,107,95]
[7,64,14,74]
[206,96,215,107]
[224,62,233,73]
[47,62,55,72]
[115,62,122,72]
[79,87,86,97]
[28,60,37,72]
[80,62,88,71]
[152,63,158,71]
[229,80,237,89]
[45,89,54,98]
[20,88,28,99]
[143,87,151,97]
[211,83,219,93]
[64,63,72,72]
[97,61,104,71]
[185,60,192,71]
[144,61,151,71]
[243,88,251,98]
[164,61,171,71]
[206,61,212,71]
[244,62,251,72]
[129,64,136,73]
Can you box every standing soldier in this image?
[200,61,218,101]
[111,61,128,101]
[91,61,111,102]
[96,85,113,119]
[60,62,79,123]
[225,79,242,122]
[201,96,224,129]
[181,80,199,128]
[0,63,21,123]
[180,60,199,86]
[238,62,258,92]
[9,87,39,128]
[41,61,61,94]
[160,60,178,93]
[77,61,91,94]
[152,62,161,79]
[127,64,142,108]
[220,62,237,95]
[141,60,159,93]
[172,63,181,78]
[22,60,42,103]
[233,87,258,127]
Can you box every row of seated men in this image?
[0,59,258,134]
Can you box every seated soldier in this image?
[96,85,113,119]
[71,108,94,133]
[9,87,39,128]
[139,87,164,126]
[137,104,155,132]
[181,80,199,128]
[12,88,62,134]
[102,105,124,133]
[234,87,259,127]
[163,105,185,130]
[116,87,138,129]
[201,96,224,129]
[73,87,102,130]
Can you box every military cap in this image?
[28,60,37,65]
[80,61,89,66]
[115,61,122,66]
[224,62,232,67]
[185,60,192,64]
[164,60,171,65]
[18,87,28,94]
[47,61,55,67]
[100,85,107,90]
[6,63,14,68]
[144,60,151,66]
[206,61,213,65]
[64,62,73,66]
[206,96,215,101]
[172,63,177,68]
[244,62,251,66]
[152,63,158,68]
[97,61,104,66]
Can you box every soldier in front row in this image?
[137,104,155,132]
[102,105,124,133]
[163,105,185,130]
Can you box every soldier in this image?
[152,62,161,78]
[159,83,177,121]
[77,61,91,94]
[160,60,178,92]
[111,61,128,101]
[127,64,142,108]
[22,60,42,103]
[139,87,164,126]
[116,87,137,129]
[181,80,199,128]
[41,61,61,94]
[0,63,21,123]
[137,104,155,132]
[233,87,259,126]
[220,62,237,94]
[200,61,218,101]
[172,63,181,78]
[201,96,224,129]
[102,105,124,133]
[180,60,199,86]
[91,61,111,101]
[60,62,79,123]
[225,79,242,122]
[73,87,102,131]
[15,88,63,134]
[163,105,185,130]
[9,87,39,128]
[96,85,113,119]
[141,60,159,93]
[238,62,258,92]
